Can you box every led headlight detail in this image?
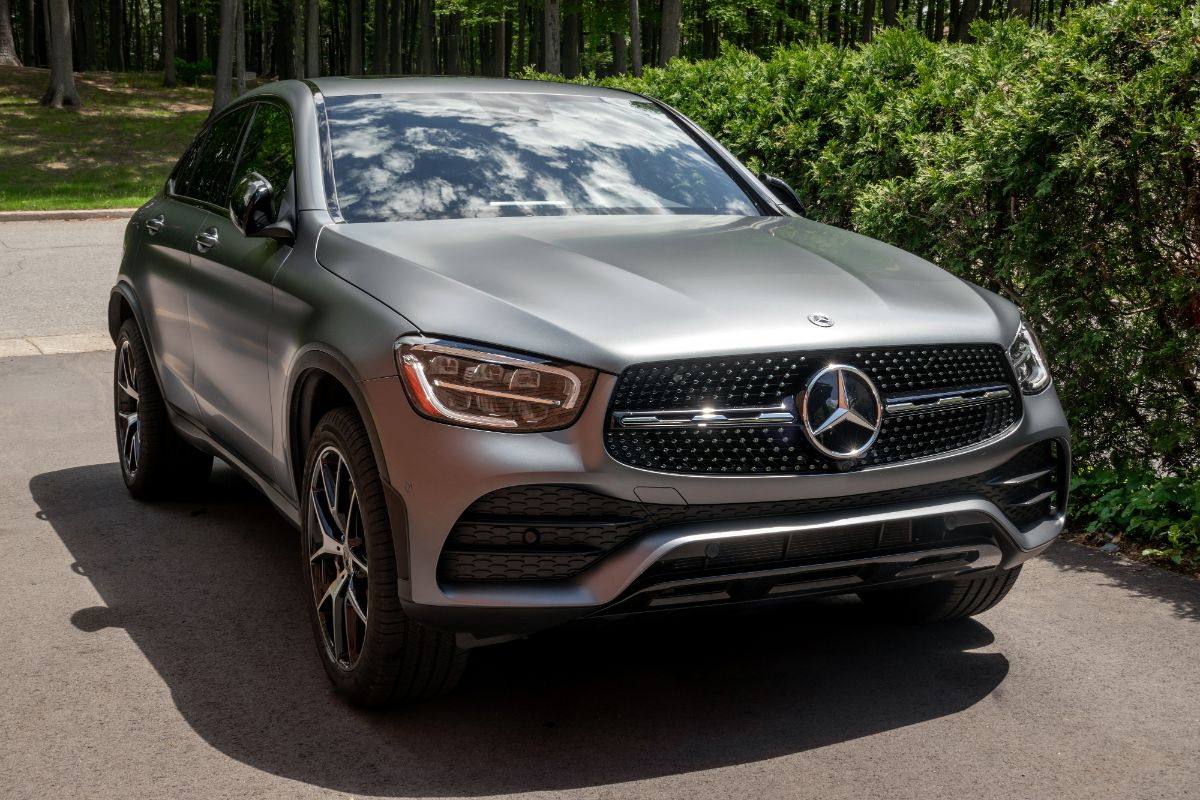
[396,338,597,431]
[1008,320,1052,394]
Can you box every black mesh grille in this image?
[438,441,1066,583]
[605,344,1020,475]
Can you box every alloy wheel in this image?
[308,445,369,670]
[115,339,141,476]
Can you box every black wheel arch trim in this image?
[108,282,169,400]
[286,345,411,582]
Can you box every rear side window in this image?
[171,129,209,199]
[175,108,252,208]
[234,102,296,216]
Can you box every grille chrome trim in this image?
[1011,489,1057,507]
[990,467,1054,486]
[615,542,1005,607]
[613,405,795,429]
[884,385,1011,415]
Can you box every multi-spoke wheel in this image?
[301,407,467,706]
[113,318,213,499]
[308,445,370,670]
[115,339,141,477]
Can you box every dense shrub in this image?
[557,0,1200,560]
[174,58,212,86]
[1072,468,1200,567]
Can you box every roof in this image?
[304,75,632,99]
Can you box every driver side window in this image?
[235,102,296,217]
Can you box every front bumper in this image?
[361,374,1070,637]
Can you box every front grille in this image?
[437,441,1066,583]
[605,344,1020,474]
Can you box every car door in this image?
[132,131,214,419]
[188,101,296,482]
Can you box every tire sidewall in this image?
[114,320,152,495]
[300,409,399,693]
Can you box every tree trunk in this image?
[131,0,141,69]
[561,4,578,77]
[287,0,301,76]
[444,10,459,73]
[543,0,559,74]
[609,29,625,74]
[882,0,897,26]
[658,0,679,66]
[0,0,20,64]
[860,0,875,41]
[304,0,317,75]
[40,0,78,106]
[106,0,122,69]
[700,1,717,59]
[627,0,640,76]
[235,0,246,93]
[21,0,34,64]
[212,0,235,113]
[417,0,432,72]
[514,0,525,70]
[953,0,978,40]
[933,0,945,40]
[388,0,401,70]
[348,0,361,73]
[162,0,177,84]
[827,0,839,44]
[491,15,504,76]
[72,0,97,69]
[371,0,385,72]
[1007,0,1031,19]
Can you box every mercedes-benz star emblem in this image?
[799,364,883,460]
[807,313,834,327]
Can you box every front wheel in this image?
[301,407,467,706]
[858,567,1023,623]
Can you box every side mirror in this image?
[759,173,805,216]
[230,172,293,242]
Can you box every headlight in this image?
[396,337,597,431]
[1007,320,1051,394]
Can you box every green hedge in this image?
[558,0,1200,563]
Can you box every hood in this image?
[315,214,1019,373]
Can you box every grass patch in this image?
[0,67,212,211]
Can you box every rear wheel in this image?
[858,567,1022,623]
[301,407,467,706]
[114,318,213,499]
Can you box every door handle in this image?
[194,228,219,253]
[145,215,165,235]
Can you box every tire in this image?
[114,318,213,499]
[301,406,467,707]
[859,566,1023,624]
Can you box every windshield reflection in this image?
[325,93,760,222]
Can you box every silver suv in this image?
[110,78,1070,706]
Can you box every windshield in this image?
[323,92,762,222]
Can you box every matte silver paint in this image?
[315,214,1016,374]
[113,76,1070,638]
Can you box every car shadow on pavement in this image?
[33,463,1009,797]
